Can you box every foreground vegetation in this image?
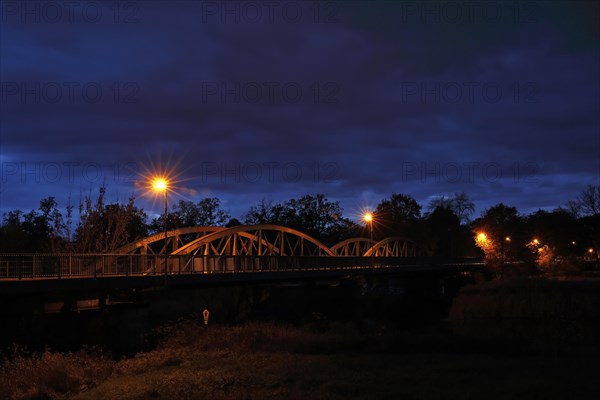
[2,315,600,400]
[2,270,600,400]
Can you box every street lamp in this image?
[475,232,492,256]
[502,236,511,264]
[363,212,374,242]
[152,177,168,278]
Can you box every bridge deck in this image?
[0,254,482,294]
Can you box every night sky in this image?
[1,1,599,221]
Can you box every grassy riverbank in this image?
[2,319,600,400]
[3,276,600,399]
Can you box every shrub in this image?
[0,349,115,399]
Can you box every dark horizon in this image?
[0,176,592,224]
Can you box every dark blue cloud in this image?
[1,0,598,220]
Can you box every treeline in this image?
[471,185,600,273]
[1,185,598,269]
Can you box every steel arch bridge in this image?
[115,224,432,257]
[331,238,377,256]
[364,236,430,257]
[114,226,226,254]
[172,224,334,256]
[0,225,485,290]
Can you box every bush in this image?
[0,349,115,399]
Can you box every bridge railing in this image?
[0,254,160,279]
[0,254,482,280]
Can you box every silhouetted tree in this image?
[151,198,230,231]
[225,218,242,227]
[569,184,600,217]
[243,199,290,225]
[427,196,453,212]
[525,209,580,258]
[472,203,526,275]
[75,187,148,252]
[425,205,461,256]
[427,192,475,225]
[375,193,422,239]
[0,210,28,252]
[451,192,476,224]
[243,195,357,244]
[0,197,67,252]
[285,194,343,238]
[568,185,600,268]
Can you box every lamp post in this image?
[501,236,510,276]
[363,212,373,243]
[152,177,168,279]
[363,212,374,267]
[501,236,510,264]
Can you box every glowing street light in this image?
[363,212,374,242]
[505,236,511,242]
[152,178,167,192]
[151,176,169,277]
[475,232,492,254]
[533,238,540,245]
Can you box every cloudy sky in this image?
[1,1,598,220]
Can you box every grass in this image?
[3,321,599,400]
[4,277,600,399]
[76,322,600,400]
[448,277,600,354]
[0,347,114,400]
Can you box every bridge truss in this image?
[115,224,431,258]
[0,226,481,282]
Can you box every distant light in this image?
[477,233,487,241]
[505,236,511,242]
[589,248,594,254]
[572,241,576,245]
[363,213,373,223]
[533,238,539,245]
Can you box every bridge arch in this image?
[330,238,377,256]
[116,226,430,259]
[363,236,432,257]
[115,226,225,254]
[172,224,334,256]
